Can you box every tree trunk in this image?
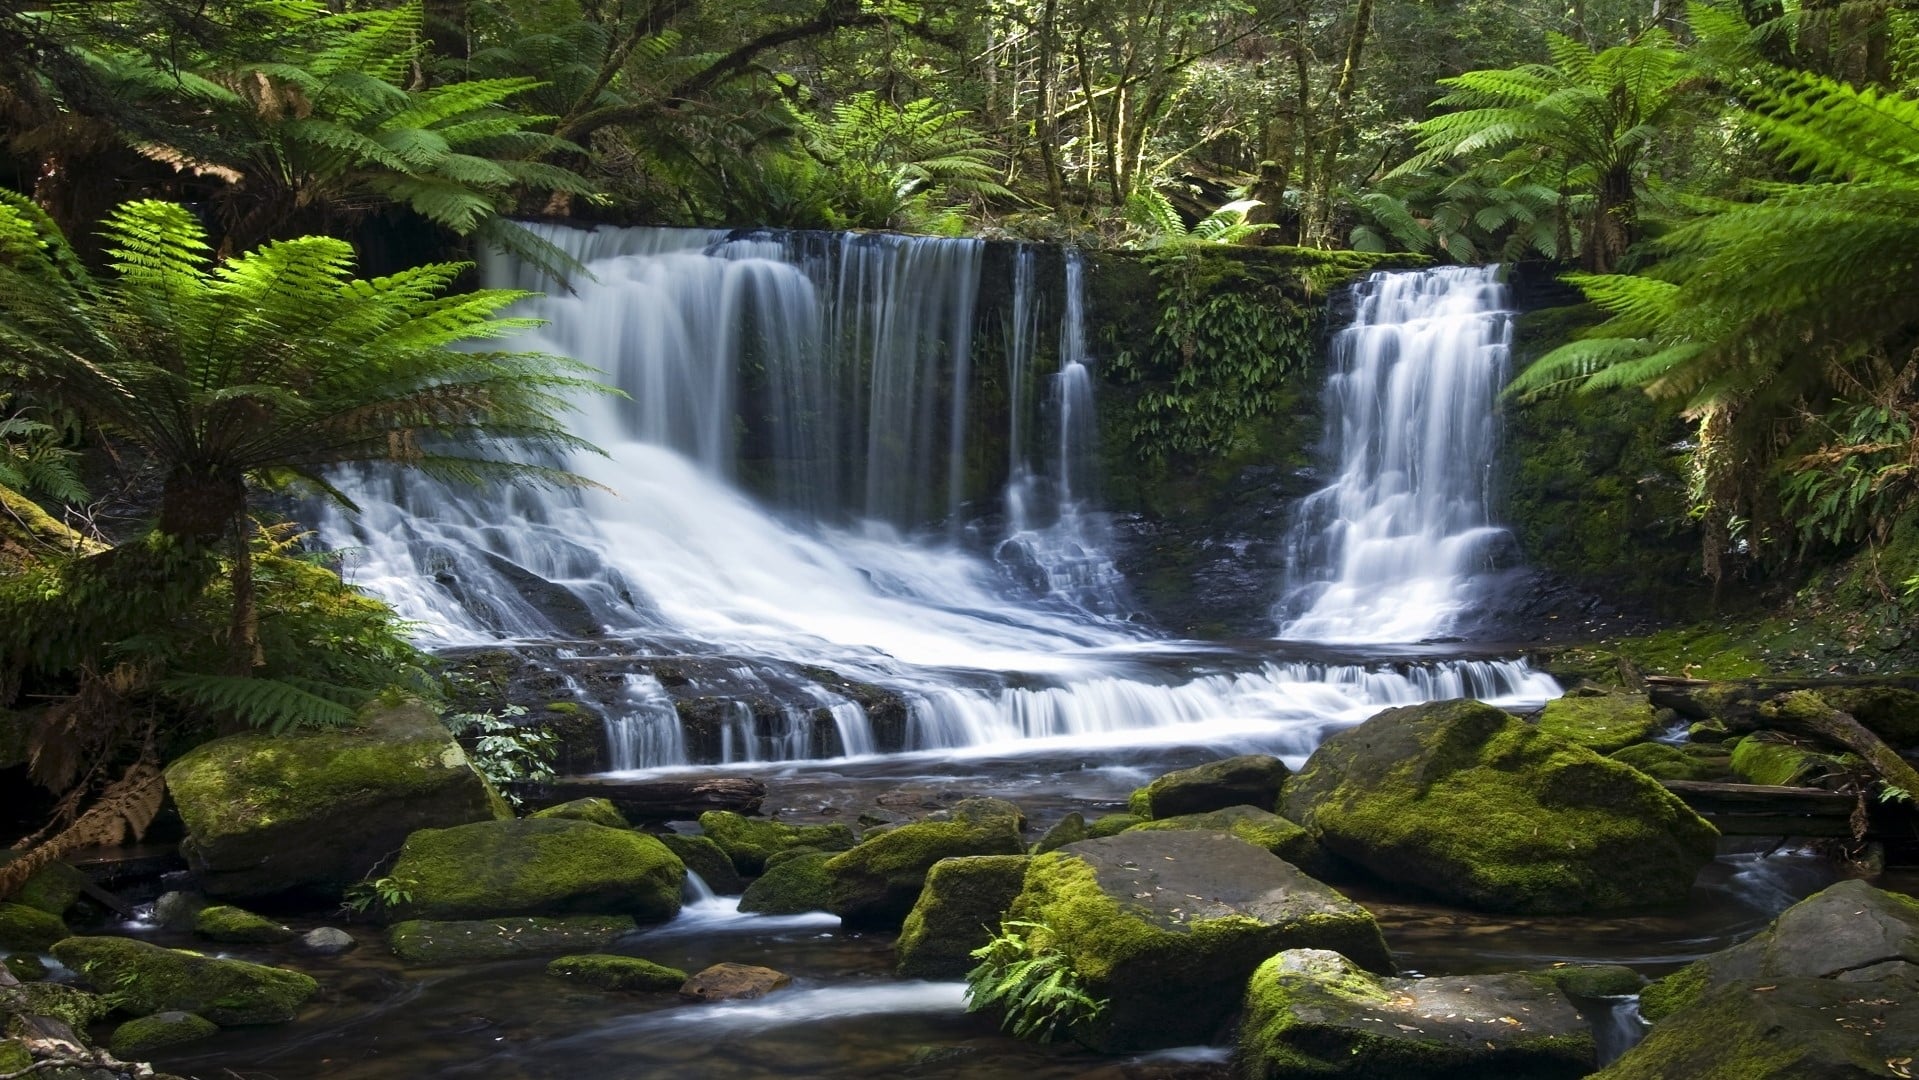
[158,472,246,546]
[1307,0,1373,246]
[229,511,261,675]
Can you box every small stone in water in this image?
[297,927,358,956]
[678,962,792,1003]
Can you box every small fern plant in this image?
[964,919,1107,1044]
[343,873,417,916]
[1124,187,1273,248]
[445,705,556,803]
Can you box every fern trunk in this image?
[158,472,246,545]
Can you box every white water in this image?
[1278,266,1514,643]
[319,229,1557,769]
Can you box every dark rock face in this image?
[1128,754,1290,819]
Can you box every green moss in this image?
[1128,806,1329,875]
[0,903,67,953]
[1638,961,1710,1022]
[1536,694,1661,754]
[545,953,685,991]
[1127,755,1291,820]
[0,1039,28,1073]
[1533,963,1643,998]
[1591,983,1813,1079]
[697,812,856,875]
[52,936,317,1025]
[389,817,684,922]
[109,1011,219,1057]
[896,855,1030,978]
[738,851,835,915]
[1612,627,1770,680]
[1032,813,1088,854]
[826,799,1025,928]
[12,982,109,1030]
[5,953,48,981]
[194,905,295,944]
[1086,813,1143,838]
[8,861,88,916]
[543,701,585,716]
[1728,737,1849,787]
[1609,742,1729,782]
[1820,686,1919,746]
[386,915,636,964]
[1126,788,1152,816]
[530,798,628,830]
[658,833,744,894]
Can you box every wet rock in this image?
[8,861,88,916]
[152,890,209,932]
[53,936,317,1024]
[194,904,295,944]
[5,953,48,981]
[1127,754,1290,819]
[1034,813,1088,854]
[896,855,1031,978]
[1281,699,1718,914]
[546,953,686,991]
[737,851,835,915]
[828,798,1026,929]
[1240,949,1596,1080]
[1004,830,1391,1053]
[531,797,629,830]
[1536,691,1661,754]
[295,927,357,956]
[386,915,636,964]
[659,833,746,894]
[0,902,66,952]
[1126,806,1331,877]
[388,817,683,922]
[164,700,509,899]
[679,962,792,1002]
[108,1010,218,1058]
[698,811,856,875]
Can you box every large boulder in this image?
[1128,755,1290,819]
[0,903,67,952]
[388,817,683,922]
[1281,699,1718,913]
[659,833,746,895]
[386,915,636,964]
[108,1011,219,1058]
[896,854,1030,978]
[164,701,509,899]
[1001,830,1391,1053]
[53,936,317,1025]
[827,798,1025,928]
[1127,806,1331,877]
[737,851,835,914]
[6,861,88,916]
[1240,949,1596,1080]
[1535,692,1661,754]
[697,812,856,875]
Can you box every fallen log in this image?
[1758,691,1919,804]
[526,776,765,819]
[1660,779,1857,837]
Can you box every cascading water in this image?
[1277,266,1515,644]
[319,229,1556,770]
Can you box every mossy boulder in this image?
[1535,692,1661,754]
[8,981,110,1030]
[6,861,88,916]
[826,798,1025,929]
[1728,737,1849,787]
[0,903,67,952]
[1638,879,1919,1022]
[386,915,636,964]
[164,700,509,899]
[194,905,295,944]
[1034,813,1088,854]
[1086,813,1144,837]
[546,953,686,991]
[53,936,317,1025]
[388,817,683,922]
[5,953,48,981]
[737,851,835,915]
[531,798,628,830]
[109,1010,219,1058]
[1533,963,1643,998]
[896,855,1031,978]
[697,812,856,875]
[1608,743,1729,782]
[1280,699,1718,914]
[1127,806,1331,876]
[1240,949,1597,1080]
[1003,830,1391,1053]
[659,833,745,895]
[1127,754,1290,819]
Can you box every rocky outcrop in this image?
[1239,949,1597,1080]
[1281,699,1718,913]
[53,936,317,1025]
[896,855,1031,978]
[388,817,683,922]
[1127,755,1290,819]
[827,798,1026,928]
[164,701,508,899]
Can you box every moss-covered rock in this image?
[1240,949,1597,1080]
[827,798,1025,929]
[0,1039,27,1073]
[1595,975,1919,1079]
[9,981,110,1030]
[5,953,48,981]
[1086,813,1144,837]
[1728,737,1849,787]
[1280,699,1718,914]
[1127,806,1331,876]
[1533,963,1643,998]
[386,915,636,964]
[194,905,295,944]
[737,851,835,915]
[164,700,509,899]
[1033,813,1088,854]
[388,817,683,922]
[531,798,628,830]
[7,861,88,917]
[896,855,1030,978]
[1127,755,1290,819]
[1535,693,1661,754]
[697,812,856,876]
[0,903,67,952]
[109,1010,219,1058]
[546,953,685,991]
[1608,743,1729,782]
[659,833,745,895]
[1003,830,1391,1053]
[53,936,317,1025]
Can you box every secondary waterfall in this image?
[317,230,1555,769]
[1277,266,1515,644]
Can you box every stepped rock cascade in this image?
[318,227,1556,770]
[1277,266,1516,644]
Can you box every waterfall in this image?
[1276,266,1514,644]
[317,229,1555,771]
